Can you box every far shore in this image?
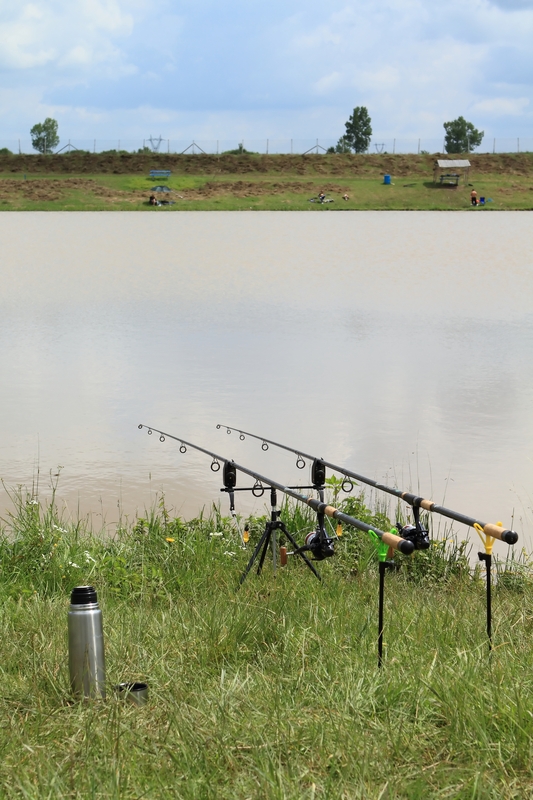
[0,152,531,211]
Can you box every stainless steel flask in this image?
[68,585,106,699]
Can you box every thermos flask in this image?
[68,585,106,699]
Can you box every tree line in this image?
[329,108,484,154]
[22,114,484,155]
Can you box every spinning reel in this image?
[301,530,336,560]
[301,458,335,560]
[395,503,430,550]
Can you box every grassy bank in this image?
[0,487,531,798]
[0,153,531,210]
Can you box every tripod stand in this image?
[239,488,322,584]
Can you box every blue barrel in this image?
[383,174,391,185]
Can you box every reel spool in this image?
[304,530,335,560]
[396,522,430,550]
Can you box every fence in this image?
[0,137,532,155]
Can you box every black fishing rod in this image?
[138,424,414,557]
[216,425,519,547]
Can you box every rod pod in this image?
[68,586,106,699]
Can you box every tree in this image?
[443,116,483,153]
[344,106,372,153]
[30,118,60,154]
[335,136,352,153]
[327,137,352,154]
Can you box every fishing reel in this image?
[395,521,430,550]
[302,529,336,560]
[395,499,430,551]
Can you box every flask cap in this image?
[70,586,97,605]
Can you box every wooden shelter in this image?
[433,159,471,186]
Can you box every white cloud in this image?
[351,66,401,92]
[0,5,55,68]
[471,96,530,115]
[313,71,343,94]
[0,1,137,73]
[79,0,134,33]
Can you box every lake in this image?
[1,211,532,553]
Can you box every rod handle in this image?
[382,531,414,555]
[401,492,434,511]
[280,546,288,566]
[482,523,518,545]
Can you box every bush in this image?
[221,145,259,155]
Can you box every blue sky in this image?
[0,0,532,142]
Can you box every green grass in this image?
[0,169,532,211]
[0,486,531,798]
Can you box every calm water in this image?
[0,211,532,553]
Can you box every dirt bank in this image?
[0,178,134,204]
[0,152,531,177]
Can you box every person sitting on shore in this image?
[470,189,478,206]
[318,191,326,203]
[343,193,349,201]
[149,194,157,206]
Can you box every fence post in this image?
[266,139,269,155]
[18,139,21,154]
[517,138,520,153]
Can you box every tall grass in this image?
[0,487,531,798]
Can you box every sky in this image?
[0,0,532,144]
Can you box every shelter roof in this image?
[435,159,471,168]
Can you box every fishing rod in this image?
[138,424,414,557]
[216,425,519,548]
[139,424,415,667]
